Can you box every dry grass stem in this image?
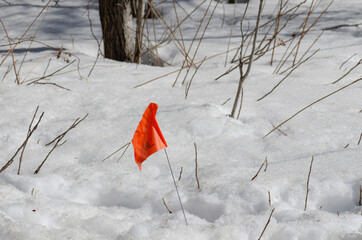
[178,166,183,181]
[194,142,200,189]
[116,142,131,162]
[251,157,267,181]
[271,123,287,136]
[339,54,356,70]
[27,59,76,85]
[173,0,213,87]
[0,18,19,84]
[102,142,131,162]
[258,208,275,240]
[225,0,237,67]
[359,185,361,206]
[0,0,52,67]
[258,49,319,101]
[332,59,362,84]
[304,156,314,211]
[87,0,103,77]
[263,77,362,138]
[162,198,172,213]
[34,114,88,174]
[230,0,263,118]
[0,107,44,173]
[222,98,231,106]
[268,191,271,206]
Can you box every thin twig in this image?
[304,156,314,211]
[18,106,40,175]
[0,18,19,84]
[332,59,362,84]
[222,98,231,106]
[258,49,319,101]
[264,157,268,172]
[0,0,52,67]
[339,54,357,70]
[162,197,172,213]
[102,142,131,162]
[230,0,263,118]
[268,191,271,206]
[258,208,275,240]
[0,110,44,173]
[27,59,76,85]
[359,185,361,206]
[271,123,288,136]
[116,142,131,162]
[178,166,183,181]
[181,0,221,86]
[251,157,267,181]
[33,82,70,91]
[87,0,102,77]
[185,57,207,99]
[172,0,213,87]
[34,114,88,174]
[358,133,362,145]
[194,142,200,189]
[225,0,237,67]
[263,77,362,138]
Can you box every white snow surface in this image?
[0,0,361,239]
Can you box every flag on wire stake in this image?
[131,103,188,225]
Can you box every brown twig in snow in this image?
[27,59,76,85]
[0,0,52,67]
[0,18,19,84]
[87,0,102,77]
[102,142,131,162]
[271,123,288,136]
[251,157,268,181]
[162,197,172,213]
[194,142,200,189]
[0,107,44,173]
[178,166,183,181]
[268,191,271,206]
[34,114,88,174]
[358,133,362,145]
[230,0,263,118]
[359,185,361,206]
[263,77,362,138]
[18,106,41,174]
[258,49,319,101]
[304,156,314,211]
[116,142,131,162]
[258,208,275,240]
[172,0,213,87]
[332,59,362,84]
[339,54,357,70]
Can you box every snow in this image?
[0,0,361,239]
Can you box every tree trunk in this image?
[99,0,134,62]
[134,0,145,63]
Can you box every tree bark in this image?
[134,0,145,63]
[99,0,134,62]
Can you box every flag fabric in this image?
[132,103,167,170]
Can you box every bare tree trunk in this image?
[134,0,145,63]
[99,0,134,62]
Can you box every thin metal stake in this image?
[164,148,188,225]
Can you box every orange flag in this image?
[132,103,167,170]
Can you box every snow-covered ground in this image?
[0,0,361,239]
